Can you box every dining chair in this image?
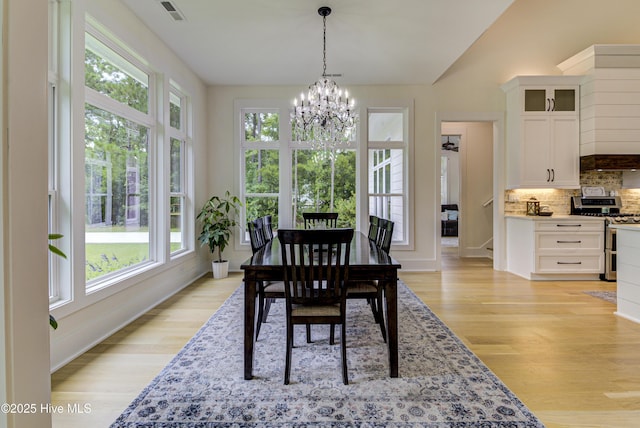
[278,227,354,385]
[302,212,338,229]
[346,217,395,343]
[248,218,284,340]
[248,218,266,253]
[376,218,395,253]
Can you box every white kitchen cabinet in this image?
[502,76,582,189]
[506,216,604,280]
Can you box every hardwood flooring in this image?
[51,253,640,428]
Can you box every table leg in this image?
[244,278,256,380]
[385,278,399,377]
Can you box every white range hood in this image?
[559,45,640,163]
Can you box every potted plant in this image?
[197,191,242,279]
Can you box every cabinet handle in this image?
[551,169,555,182]
[556,224,582,227]
[557,240,581,243]
[546,169,551,182]
[551,98,556,111]
[557,261,582,265]
[546,98,551,111]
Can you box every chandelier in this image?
[291,6,358,150]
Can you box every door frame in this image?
[435,112,506,271]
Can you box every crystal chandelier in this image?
[291,6,358,150]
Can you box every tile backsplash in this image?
[505,171,640,215]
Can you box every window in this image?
[291,148,356,228]
[169,87,188,255]
[84,30,153,285]
[48,0,60,302]
[242,110,280,234]
[238,102,410,247]
[441,155,448,204]
[367,110,408,244]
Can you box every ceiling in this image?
[120,0,515,86]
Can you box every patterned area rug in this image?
[583,290,617,304]
[111,281,544,427]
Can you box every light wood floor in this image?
[51,252,640,428]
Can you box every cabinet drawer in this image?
[534,221,604,232]
[536,254,603,273]
[536,232,603,251]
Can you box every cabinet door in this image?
[552,89,577,112]
[549,116,579,187]
[521,117,552,186]
[524,89,548,112]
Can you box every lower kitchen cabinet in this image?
[612,224,640,324]
[506,216,604,280]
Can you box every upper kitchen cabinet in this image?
[502,76,583,189]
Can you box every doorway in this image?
[440,134,460,256]
[440,121,495,263]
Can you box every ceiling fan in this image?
[442,136,459,152]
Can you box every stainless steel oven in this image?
[570,196,620,281]
[570,195,640,281]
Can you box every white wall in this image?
[208,85,438,271]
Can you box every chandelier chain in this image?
[322,13,327,77]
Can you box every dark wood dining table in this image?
[240,231,402,380]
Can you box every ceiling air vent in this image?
[159,1,185,21]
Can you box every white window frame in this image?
[83,24,158,291]
[364,105,413,249]
[168,84,190,257]
[236,99,414,251]
[235,100,291,244]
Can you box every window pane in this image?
[244,112,279,142]
[369,195,403,242]
[170,138,182,193]
[292,149,356,228]
[170,195,184,252]
[245,196,279,224]
[245,149,279,193]
[85,32,149,114]
[368,112,403,141]
[85,103,150,282]
[169,91,181,129]
[368,149,403,194]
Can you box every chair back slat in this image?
[262,215,274,241]
[302,212,339,229]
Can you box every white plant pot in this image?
[211,260,229,279]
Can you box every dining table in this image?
[240,230,402,380]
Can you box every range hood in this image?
[580,155,640,172]
[559,45,640,171]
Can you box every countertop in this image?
[505,214,605,221]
